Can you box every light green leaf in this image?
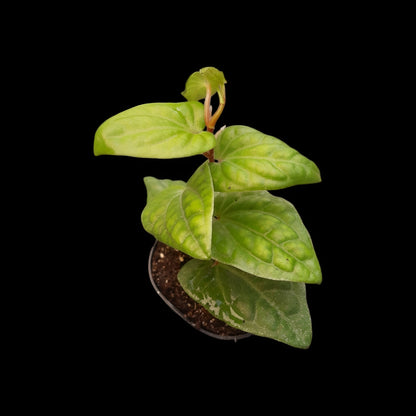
[142,177,178,200]
[211,191,322,284]
[178,260,312,348]
[141,161,214,259]
[181,67,227,101]
[94,101,215,159]
[209,125,321,191]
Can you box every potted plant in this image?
[94,67,322,348]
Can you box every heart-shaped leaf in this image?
[178,259,312,348]
[141,162,214,259]
[211,191,322,284]
[94,102,215,159]
[209,125,321,191]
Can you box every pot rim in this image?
[148,240,251,342]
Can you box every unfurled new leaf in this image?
[210,125,321,191]
[141,162,214,259]
[211,191,322,284]
[178,260,312,348]
[94,101,215,159]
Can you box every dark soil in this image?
[150,241,247,338]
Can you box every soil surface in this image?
[150,241,247,338]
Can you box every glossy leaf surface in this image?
[211,191,322,283]
[178,260,312,348]
[141,162,213,259]
[94,102,215,158]
[181,67,227,101]
[210,125,321,191]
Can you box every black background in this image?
[27,5,391,406]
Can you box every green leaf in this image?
[178,260,312,348]
[181,67,227,101]
[141,161,214,259]
[209,125,321,191]
[94,102,215,159]
[141,177,179,200]
[211,191,322,284]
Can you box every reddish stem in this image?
[202,84,226,163]
[204,84,212,128]
[203,149,215,162]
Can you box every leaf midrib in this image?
[216,264,296,327]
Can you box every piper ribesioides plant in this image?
[94,67,322,348]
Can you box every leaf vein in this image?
[219,217,312,270]
[179,190,206,256]
[221,265,294,326]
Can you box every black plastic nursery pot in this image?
[148,240,251,341]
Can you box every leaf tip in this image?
[93,125,115,156]
[180,89,190,101]
[313,164,322,183]
[93,129,104,156]
[297,335,313,349]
